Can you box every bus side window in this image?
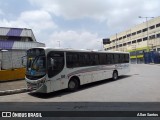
[125,54,129,63]
[99,54,106,65]
[94,54,99,65]
[47,52,64,78]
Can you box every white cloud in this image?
[1,0,160,49]
[46,30,103,50]
[0,10,57,41]
[28,0,160,32]
[28,0,160,20]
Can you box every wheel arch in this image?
[113,69,118,75]
[69,76,80,86]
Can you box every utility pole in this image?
[116,33,118,51]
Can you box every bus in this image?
[25,47,130,93]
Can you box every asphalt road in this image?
[0,64,160,102]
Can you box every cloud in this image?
[0,10,57,41]
[28,0,160,19]
[28,0,160,32]
[46,30,103,50]
[1,0,160,49]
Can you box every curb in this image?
[0,88,29,96]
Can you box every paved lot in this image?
[0,79,26,91]
[0,64,160,102]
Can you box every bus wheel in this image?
[68,78,79,91]
[112,71,118,80]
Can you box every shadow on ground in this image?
[28,75,132,99]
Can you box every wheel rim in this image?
[113,72,117,79]
[69,81,76,89]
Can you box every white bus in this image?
[25,47,130,93]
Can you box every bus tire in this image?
[112,71,118,80]
[68,78,79,91]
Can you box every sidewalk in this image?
[0,79,28,95]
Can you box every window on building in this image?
[119,44,122,47]
[156,33,160,38]
[137,30,141,34]
[156,23,160,28]
[127,42,131,45]
[123,43,127,46]
[149,35,155,39]
[0,36,8,40]
[123,36,126,39]
[143,37,148,41]
[116,45,119,48]
[132,32,136,36]
[149,25,155,30]
[132,40,136,44]
[157,48,160,51]
[137,39,142,42]
[142,28,148,32]
[127,34,131,37]
[119,37,122,40]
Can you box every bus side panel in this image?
[116,63,130,76]
[82,74,92,85]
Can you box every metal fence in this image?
[144,51,160,64]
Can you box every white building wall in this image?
[0,28,10,36]
[1,50,26,70]
[12,41,45,50]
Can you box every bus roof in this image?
[30,47,129,54]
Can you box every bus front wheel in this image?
[68,78,79,91]
[112,71,118,80]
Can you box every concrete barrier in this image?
[0,68,26,81]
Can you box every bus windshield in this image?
[26,48,46,80]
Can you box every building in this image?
[104,17,160,64]
[0,27,45,70]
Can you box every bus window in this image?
[114,54,119,64]
[47,52,64,78]
[106,53,114,64]
[94,54,99,65]
[99,54,106,65]
[124,54,129,63]
[66,53,79,68]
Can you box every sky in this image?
[0,0,160,50]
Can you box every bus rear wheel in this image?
[112,71,118,80]
[68,78,79,91]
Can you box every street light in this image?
[138,16,154,51]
